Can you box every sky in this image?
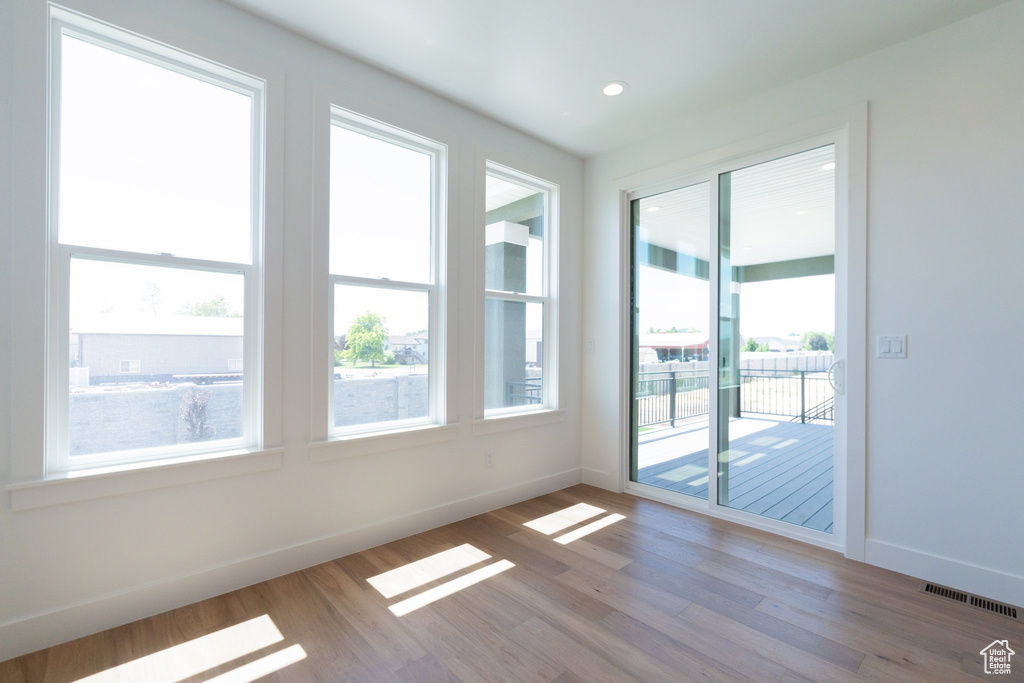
[637,266,834,338]
[59,35,253,264]
[330,125,432,283]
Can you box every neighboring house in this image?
[72,315,244,384]
[639,332,710,362]
[385,334,428,364]
[746,336,804,353]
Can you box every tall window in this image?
[484,164,558,415]
[48,10,265,471]
[328,109,445,435]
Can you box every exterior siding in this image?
[79,334,243,382]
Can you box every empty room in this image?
[2,0,1023,680]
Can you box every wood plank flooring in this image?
[3,485,1022,682]
[639,420,835,532]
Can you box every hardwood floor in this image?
[3,485,1022,682]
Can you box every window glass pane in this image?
[58,35,253,263]
[330,125,431,282]
[485,175,544,296]
[68,259,245,457]
[484,299,543,410]
[629,182,711,499]
[717,145,836,533]
[333,285,430,430]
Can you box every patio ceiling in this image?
[635,145,835,268]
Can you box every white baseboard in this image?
[865,539,1024,608]
[0,468,581,662]
[581,467,618,490]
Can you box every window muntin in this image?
[328,110,444,435]
[483,165,557,415]
[49,12,264,471]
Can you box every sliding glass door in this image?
[630,143,840,540]
[631,183,711,498]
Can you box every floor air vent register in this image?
[919,581,1020,621]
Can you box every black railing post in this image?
[800,371,806,423]
[669,373,677,427]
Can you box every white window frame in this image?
[482,162,560,418]
[324,108,448,438]
[46,8,266,473]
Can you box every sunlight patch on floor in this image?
[554,514,626,545]
[367,543,490,599]
[523,502,606,535]
[657,464,706,482]
[74,615,287,683]
[203,645,308,683]
[388,560,516,617]
[734,452,767,466]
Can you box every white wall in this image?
[582,1,1024,606]
[0,0,583,661]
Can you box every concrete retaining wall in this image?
[333,375,429,428]
[68,383,243,456]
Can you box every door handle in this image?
[828,359,846,395]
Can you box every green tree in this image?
[743,338,758,352]
[181,296,240,318]
[344,312,389,367]
[801,331,835,352]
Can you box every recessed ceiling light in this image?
[822,162,836,171]
[742,246,754,251]
[602,81,628,96]
[646,206,660,212]
[796,210,809,215]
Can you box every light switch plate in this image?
[877,335,907,358]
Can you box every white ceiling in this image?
[225,0,1008,157]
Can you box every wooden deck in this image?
[637,418,834,533]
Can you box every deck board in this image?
[637,419,834,533]
[797,497,834,532]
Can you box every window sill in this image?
[309,423,458,462]
[6,448,284,512]
[472,408,565,436]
